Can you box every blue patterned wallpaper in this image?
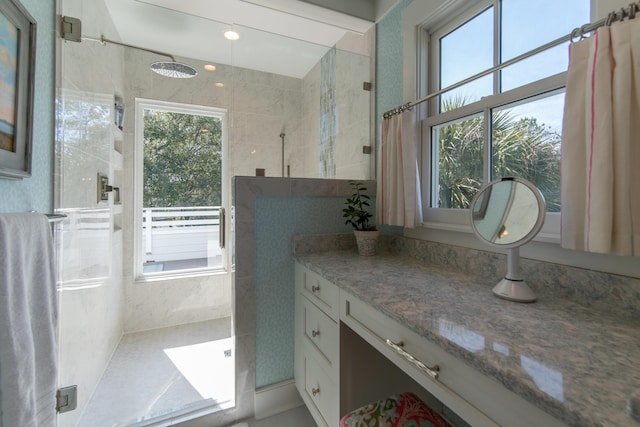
[0,0,54,213]
[375,0,413,145]
[254,196,353,387]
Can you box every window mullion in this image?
[432,34,442,115]
[490,0,500,191]
[430,126,440,208]
[493,0,501,95]
[483,107,492,183]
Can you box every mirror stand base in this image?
[492,278,537,303]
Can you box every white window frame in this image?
[413,0,588,243]
[134,98,229,281]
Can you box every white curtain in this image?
[561,19,640,256]
[376,111,423,227]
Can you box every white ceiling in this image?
[101,0,382,78]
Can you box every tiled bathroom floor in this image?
[231,405,317,427]
[80,317,234,427]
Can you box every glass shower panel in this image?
[57,0,374,425]
[56,1,235,426]
[230,23,372,180]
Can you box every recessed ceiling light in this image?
[224,30,239,41]
[215,82,224,88]
[204,64,217,71]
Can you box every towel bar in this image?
[45,214,66,223]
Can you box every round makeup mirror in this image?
[470,177,546,302]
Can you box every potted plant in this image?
[343,181,380,256]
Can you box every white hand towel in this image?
[0,213,58,427]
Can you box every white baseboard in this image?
[254,380,304,420]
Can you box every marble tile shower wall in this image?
[334,49,371,179]
[230,67,306,178]
[120,50,306,181]
[119,51,304,333]
[293,234,640,321]
[301,61,321,177]
[234,43,372,182]
[310,47,372,180]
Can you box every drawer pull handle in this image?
[312,330,320,338]
[386,339,440,380]
[312,387,320,396]
[311,285,320,293]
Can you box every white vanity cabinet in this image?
[294,263,340,427]
[341,292,568,427]
[294,261,568,427]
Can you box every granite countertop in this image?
[294,250,640,427]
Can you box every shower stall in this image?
[56,2,234,425]
[55,0,372,425]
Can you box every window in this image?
[135,99,228,278]
[422,0,590,232]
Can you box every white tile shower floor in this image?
[80,317,234,427]
[232,405,317,427]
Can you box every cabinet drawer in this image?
[297,263,339,320]
[303,295,339,372]
[304,352,339,427]
[341,292,567,427]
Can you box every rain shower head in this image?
[82,35,198,79]
[150,61,198,78]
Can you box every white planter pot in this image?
[354,230,380,256]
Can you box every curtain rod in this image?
[382,1,640,120]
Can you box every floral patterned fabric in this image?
[340,392,452,427]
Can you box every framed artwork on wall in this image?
[0,0,36,179]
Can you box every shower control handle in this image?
[311,387,320,396]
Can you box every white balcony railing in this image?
[143,206,222,272]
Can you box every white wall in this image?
[594,0,628,19]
